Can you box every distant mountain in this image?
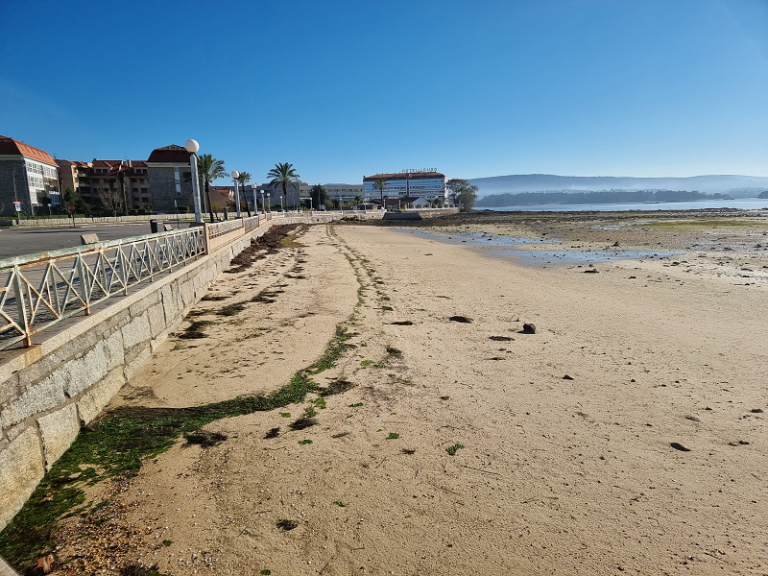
[468,174,768,197]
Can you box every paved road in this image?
[0,221,187,260]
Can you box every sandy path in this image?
[90,222,768,575]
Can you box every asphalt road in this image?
[0,221,187,260]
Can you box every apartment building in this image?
[0,135,60,215]
[146,145,195,212]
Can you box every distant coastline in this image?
[476,189,731,208]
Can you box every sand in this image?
[51,216,768,575]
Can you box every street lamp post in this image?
[266,193,271,213]
[231,170,241,218]
[185,139,203,224]
[259,190,265,214]
[308,192,313,214]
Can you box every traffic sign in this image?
[13,201,21,212]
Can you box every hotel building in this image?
[363,170,447,203]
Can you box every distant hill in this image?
[468,174,768,197]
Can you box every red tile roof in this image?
[147,145,192,163]
[0,135,57,166]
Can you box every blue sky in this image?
[1,0,766,184]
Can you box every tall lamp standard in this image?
[185,139,203,224]
[259,190,265,214]
[231,170,241,218]
[266,193,271,213]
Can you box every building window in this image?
[174,167,181,194]
[141,187,148,192]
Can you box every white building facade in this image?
[363,170,447,203]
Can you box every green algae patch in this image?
[0,324,356,572]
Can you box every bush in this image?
[177,205,190,214]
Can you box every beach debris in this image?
[276,519,298,531]
[584,269,600,274]
[264,427,280,439]
[290,416,317,430]
[728,440,750,446]
[391,320,414,326]
[670,442,691,452]
[489,335,514,341]
[522,323,537,334]
[36,555,54,574]
[440,395,450,400]
[402,448,416,455]
[562,374,574,380]
[449,315,473,323]
[751,408,764,413]
[684,415,701,422]
[184,430,227,447]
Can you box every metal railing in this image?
[0,227,206,351]
[243,214,261,233]
[206,219,244,239]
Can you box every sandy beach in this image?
[30,213,768,575]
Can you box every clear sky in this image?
[1,0,766,184]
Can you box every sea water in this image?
[484,198,768,212]
[397,229,676,268]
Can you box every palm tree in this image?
[267,163,300,211]
[236,171,252,217]
[373,177,386,210]
[354,195,363,211]
[197,154,227,222]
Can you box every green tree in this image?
[446,178,478,211]
[373,178,386,208]
[63,187,89,214]
[197,154,227,222]
[354,195,364,210]
[268,163,301,210]
[236,171,252,216]
[310,184,327,209]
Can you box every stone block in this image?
[77,367,125,425]
[0,426,45,527]
[0,373,21,406]
[147,302,166,338]
[105,331,124,370]
[161,284,181,328]
[121,313,150,349]
[128,290,160,317]
[80,233,99,245]
[1,371,67,429]
[179,280,195,308]
[38,404,79,471]
[64,342,108,398]
[124,344,151,381]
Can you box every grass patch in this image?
[280,412,291,418]
[317,378,355,397]
[264,427,280,439]
[333,501,346,507]
[280,233,303,248]
[386,346,402,357]
[162,539,172,547]
[360,359,374,366]
[386,433,400,440]
[446,443,465,456]
[298,439,313,445]
[332,432,350,438]
[348,402,363,408]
